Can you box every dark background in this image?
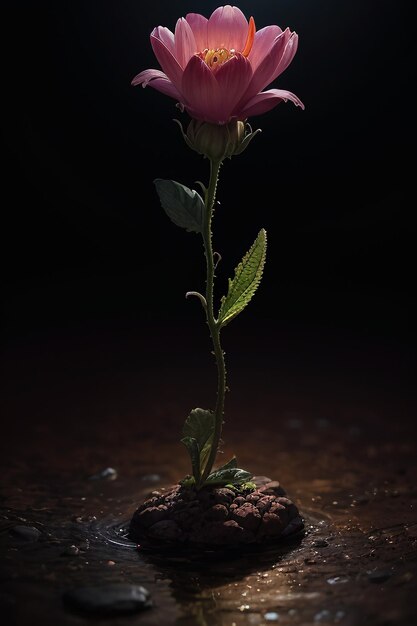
[1,0,416,349]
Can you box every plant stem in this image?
[199,158,226,486]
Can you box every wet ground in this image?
[1,322,416,625]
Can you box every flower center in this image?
[203,47,234,70]
[198,16,256,72]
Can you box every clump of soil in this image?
[129,476,303,548]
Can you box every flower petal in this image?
[237,88,304,119]
[174,18,197,69]
[242,29,290,102]
[186,13,208,52]
[276,32,299,76]
[131,69,183,101]
[131,68,167,87]
[249,25,282,71]
[208,5,248,52]
[153,26,175,54]
[150,31,184,90]
[215,54,253,120]
[181,54,224,124]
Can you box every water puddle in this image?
[1,328,416,624]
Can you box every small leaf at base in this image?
[182,408,215,483]
[205,467,252,486]
[212,457,238,473]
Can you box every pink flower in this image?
[132,5,304,125]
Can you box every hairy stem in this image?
[198,158,226,486]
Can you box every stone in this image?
[63,584,152,615]
[9,525,41,542]
[231,503,261,531]
[368,570,392,583]
[260,512,286,536]
[135,504,168,528]
[61,545,80,556]
[259,481,286,496]
[88,467,117,481]
[141,473,161,483]
[205,504,229,521]
[129,477,303,547]
[148,520,181,541]
[196,519,251,545]
[256,496,274,514]
[213,488,236,504]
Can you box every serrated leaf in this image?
[154,179,205,233]
[218,229,267,327]
[181,436,200,480]
[205,467,252,486]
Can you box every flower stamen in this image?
[199,16,256,72]
[203,47,234,71]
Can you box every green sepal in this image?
[205,467,252,486]
[154,179,205,233]
[218,229,267,327]
[233,126,262,156]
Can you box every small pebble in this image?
[367,570,392,583]
[314,609,332,622]
[63,584,152,615]
[356,495,370,505]
[61,545,80,557]
[327,576,349,585]
[313,539,329,548]
[9,525,41,542]
[141,474,161,483]
[264,611,280,621]
[88,467,118,481]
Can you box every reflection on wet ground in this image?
[1,323,416,625]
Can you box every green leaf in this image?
[180,436,200,481]
[154,179,205,233]
[205,467,252,486]
[182,408,214,442]
[218,229,267,327]
[213,456,238,473]
[183,408,215,474]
